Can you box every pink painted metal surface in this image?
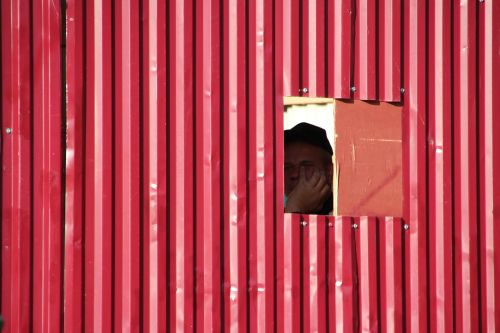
[427,0,454,331]
[64,0,84,331]
[84,1,114,331]
[194,0,222,329]
[142,0,168,332]
[454,1,480,331]
[355,217,379,332]
[479,1,500,331]
[302,215,328,333]
[114,0,141,331]
[403,0,428,331]
[169,0,196,330]
[282,0,300,96]
[222,0,248,330]
[379,217,404,333]
[330,216,356,332]
[279,215,406,332]
[379,0,401,102]
[247,0,276,330]
[274,7,285,330]
[2,0,500,332]
[31,0,63,331]
[1,1,32,332]
[354,0,377,100]
[278,214,301,333]
[302,0,326,97]
[327,0,354,99]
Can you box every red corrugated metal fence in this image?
[1,0,500,332]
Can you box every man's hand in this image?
[285,167,331,213]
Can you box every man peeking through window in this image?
[284,122,333,214]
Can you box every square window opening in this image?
[283,97,403,217]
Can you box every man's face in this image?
[284,141,333,195]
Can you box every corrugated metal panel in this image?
[32,0,63,331]
[454,1,480,331]
[194,0,222,331]
[302,214,327,332]
[379,217,404,332]
[354,0,377,100]
[479,1,500,331]
[85,1,114,331]
[379,0,401,102]
[247,0,276,330]
[302,0,327,97]
[169,0,196,330]
[278,214,301,333]
[114,2,142,332]
[428,0,453,331]
[355,217,379,331]
[282,0,300,96]
[278,215,404,332]
[403,0,428,331]
[1,1,32,332]
[142,1,168,332]
[329,216,357,332]
[327,0,354,99]
[64,0,84,331]
[2,0,500,332]
[223,0,248,330]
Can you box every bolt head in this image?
[403,224,409,230]
[350,86,356,92]
[400,88,405,94]
[352,223,358,229]
[302,87,308,93]
[5,128,12,134]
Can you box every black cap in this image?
[284,122,333,155]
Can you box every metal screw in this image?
[302,87,309,94]
[5,128,12,134]
[352,223,358,229]
[300,221,308,227]
[403,224,409,231]
[350,86,357,93]
[400,88,405,94]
